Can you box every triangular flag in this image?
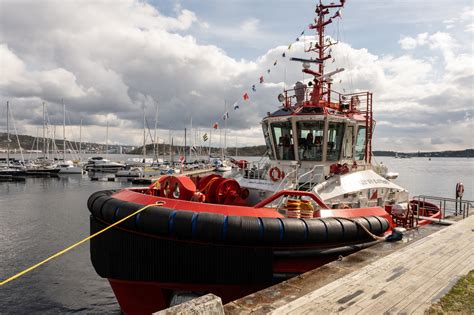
[213,122,219,129]
[243,93,249,101]
[252,85,256,92]
[233,102,239,110]
[222,112,229,120]
[259,76,264,83]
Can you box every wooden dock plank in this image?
[272,215,474,314]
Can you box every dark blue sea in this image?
[0,156,472,313]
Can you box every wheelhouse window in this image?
[262,121,274,159]
[296,121,324,161]
[355,126,366,160]
[271,121,294,160]
[343,125,354,159]
[326,122,345,161]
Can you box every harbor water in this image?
[0,156,472,313]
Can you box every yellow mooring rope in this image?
[0,202,163,286]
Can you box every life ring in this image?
[456,182,464,198]
[269,167,285,182]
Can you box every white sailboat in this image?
[55,100,83,174]
[215,101,232,172]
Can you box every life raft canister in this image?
[269,167,285,182]
[456,182,464,198]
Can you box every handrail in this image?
[275,167,298,192]
[297,164,324,190]
[412,195,472,220]
[253,189,329,209]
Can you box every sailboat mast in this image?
[105,120,109,158]
[184,128,187,162]
[79,118,82,158]
[209,127,212,156]
[42,102,46,158]
[6,101,10,168]
[62,99,66,161]
[153,103,158,162]
[143,106,146,163]
[223,100,227,159]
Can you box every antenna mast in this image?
[307,0,344,106]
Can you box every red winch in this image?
[148,174,248,206]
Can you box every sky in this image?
[0,0,473,152]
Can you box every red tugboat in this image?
[87,1,440,313]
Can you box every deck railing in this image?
[412,195,472,222]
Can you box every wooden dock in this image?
[226,215,474,314]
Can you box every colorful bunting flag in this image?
[213,122,219,129]
[243,93,249,101]
[259,76,264,83]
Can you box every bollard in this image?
[455,182,464,216]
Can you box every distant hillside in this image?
[373,149,473,158]
[1,133,471,158]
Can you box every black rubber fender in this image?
[321,218,344,243]
[260,218,283,243]
[281,219,307,244]
[171,210,195,239]
[114,201,144,230]
[87,191,391,246]
[338,218,359,240]
[195,212,226,241]
[136,206,173,236]
[87,191,107,211]
[90,195,112,218]
[226,216,262,243]
[303,218,328,243]
[100,198,125,223]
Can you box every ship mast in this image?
[307,0,344,106]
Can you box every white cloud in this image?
[240,18,260,33]
[0,0,472,153]
[399,37,417,50]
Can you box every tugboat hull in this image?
[88,189,392,313]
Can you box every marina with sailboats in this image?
[1,0,473,314]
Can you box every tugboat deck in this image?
[224,215,474,314]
